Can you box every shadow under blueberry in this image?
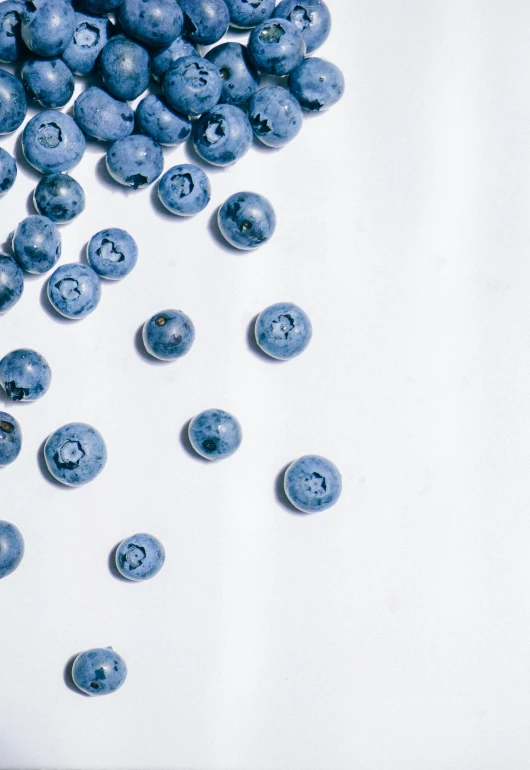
[13,134,41,181]
[246,314,284,363]
[134,324,172,365]
[275,463,306,515]
[39,281,78,325]
[149,183,189,222]
[207,209,240,254]
[64,652,89,696]
[179,420,209,463]
[182,140,228,175]
[37,437,76,490]
[25,189,37,216]
[108,542,131,583]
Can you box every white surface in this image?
[1,1,530,768]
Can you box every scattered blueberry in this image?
[0,255,23,314]
[44,422,107,485]
[188,408,242,460]
[248,85,302,147]
[273,0,331,54]
[0,348,51,402]
[21,0,75,58]
[157,163,210,216]
[12,215,61,274]
[74,87,134,143]
[22,110,86,174]
[0,414,22,466]
[218,191,276,249]
[142,309,195,360]
[115,533,165,581]
[34,173,85,224]
[193,103,252,166]
[0,520,24,577]
[289,56,345,111]
[163,54,222,118]
[0,147,16,195]
[178,0,229,45]
[135,94,191,146]
[100,34,151,101]
[119,0,182,47]
[71,647,127,696]
[0,69,27,134]
[106,134,163,189]
[0,0,25,63]
[87,228,137,280]
[224,0,275,29]
[47,263,101,319]
[248,18,305,75]
[205,42,260,106]
[150,35,199,83]
[21,57,74,108]
[77,0,123,13]
[61,11,110,76]
[255,302,312,359]
[284,455,342,513]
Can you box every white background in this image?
[1,0,529,768]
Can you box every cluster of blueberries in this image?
[0,0,344,697]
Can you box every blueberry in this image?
[77,0,123,13]
[0,348,51,402]
[0,69,27,134]
[74,87,134,143]
[248,18,305,75]
[0,147,16,194]
[150,35,198,83]
[136,94,191,146]
[0,0,25,63]
[44,422,107,485]
[289,57,344,111]
[0,255,23,314]
[115,533,165,581]
[47,263,101,319]
[273,0,330,54]
[0,414,22,467]
[22,110,86,174]
[188,408,242,460]
[21,57,74,108]
[21,0,75,58]
[255,302,312,359]
[0,520,24,577]
[218,191,276,249]
[106,135,163,189]
[178,0,229,45]
[71,647,127,696]
[12,215,61,274]
[192,104,252,166]
[87,228,137,280]
[157,163,210,216]
[142,309,195,360]
[100,35,150,101]
[61,12,110,76]
[119,0,182,47]
[284,455,342,513]
[224,0,275,29]
[205,42,260,106]
[163,55,222,118]
[34,173,85,224]
[248,85,302,147]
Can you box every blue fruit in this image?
[78,0,122,13]
[44,422,107,486]
[71,647,127,696]
[0,520,24,576]
[106,135,163,189]
[12,215,61,274]
[21,0,75,57]
[150,35,198,82]
[34,174,85,224]
[115,533,165,581]
[178,0,229,45]
[205,42,260,106]
[157,163,210,216]
[22,110,86,174]
[0,348,51,402]
[142,309,195,360]
[136,94,191,146]
[47,263,101,319]
[74,87,134,143]
[61,12,110,76]
[0,414,22,466]
[163,55,222,117]
[21,57,74,108]
[248,18,305,75]
[284,455,342,513]
[0,0,25,63]
[0,255,23,314]
[248,85,302,147]
[273,0,330,54]
[218,191,276,249]
[255,302,312,359]
[119,0,182,47]
[0,147,16,194]
[224,0,275,29]
[188,408,242,460]
[100,34,150,101]
[87,228,137,280]
[0,69,26,134]
[289,57,344,111]
[192,103,252,166]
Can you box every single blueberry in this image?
[22,110,86,174]
[157,163,210,216]
[115,533,165,581]
[224,0,275,29]
[34,174,85,224]
[77,0,123,13]
[218,191,276,249]
[106,135,163,189]
[0,0,25,63]
[248,18,305,75]
[74,87,134,144]
[255,302,312,359]
[205,42,260,106]
[47,263,101,319]
[21,57,74,108]
[150,35,198,83]
[87,228,137,280]
[273,0,331,54]
[119,0,182,47]
[0,69,27,134]
[188,408,242,460]
[0,414,22,466]
[100,34,150,101]
[178,0,229,45]
[21,0,75,58]
[12,215,61,274]
[142,309,195,360]
[0,255,23,314]
[284,455,342,513]
[0,147,16,194]
[192,103,252,166]
[0,520,24,577]
[248,85,302,147]
[71,647,127,696]
[44,422,107,485]
[163,54,222,118]
[289,56,344,111]
[136,94,191,146]
[61,12,110,76]
[0,348,51,402]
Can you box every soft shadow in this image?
[39,282,76,324]
[25,189,37,215]
[37,438,75,489]
[179,420,209,463]
[275,463,304,514]
[64,653,89,696]
[95,155,119,191]
[13,134,40,180]
[108,542,130,582]
[246,314,283,363]
[182,141,227,174]
[251,136,281,155]
[134,324,171,365]
[208,210,239,253]
[149,184,188,222]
